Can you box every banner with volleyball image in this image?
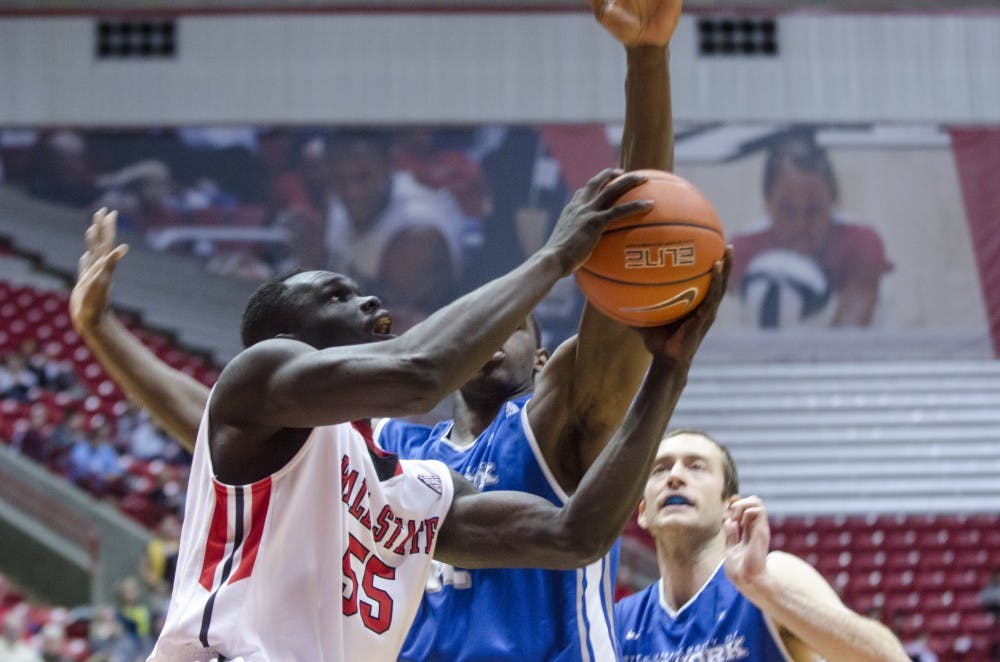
[1,122,995,360]
[567,122,995,361]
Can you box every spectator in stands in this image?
[94,160,183,235]
[979,568,1000,618]
[66,422,122,496]
[0,351,40,402]
[25,130,100,208]
[616,429,908,661]
[891,610,939,662]
[11,403,60,465]
[140,514,181,605]
[48,410,89,467]
[113,577,152,657]
[87,604,141,662]
[37,623,71,662]
[293,130,466,331]
[17,339,78,394]
[0,574,24,622]
[0,610,40,662]
[730,132,892,328]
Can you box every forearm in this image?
[80,315,207,450]
[621,45,672,172]
[741,570,908,662]
[557,355,687,555]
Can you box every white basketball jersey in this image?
[149,405,454,662]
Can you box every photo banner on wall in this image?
[0,123,993,360]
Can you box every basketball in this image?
[576,169,726,326]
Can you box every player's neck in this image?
[449,393,504,448]
[655,533,726,611]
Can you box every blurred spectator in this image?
[49,410,89,463]
[11,403,60,465]
[94,160,183,234]
[731,132,892,328]
[114,577,152,657]
[37,623,71,662]
[0,609,41,662]
[26,130,99,207]
[0,352,40,402]
[979,568,1000,618]
[394,127,491,252]
[140,514,181,605]
[292,130,466,331]
[18,339,79,394]
[0,574,24,622]
[67,423,122,496]
[891,610,937,662]
[115,405,182,463]
[87,604,141,662]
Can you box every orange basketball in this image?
[576,170,725,326]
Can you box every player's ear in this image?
[533,348,550,374]
[636,499,650,531]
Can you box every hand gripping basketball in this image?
[591,0,683,46]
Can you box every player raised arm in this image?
[210,170,653,433]
[70,209,208,450]
[724,497,909,661]
[436,250,729,569]
[528,0,683,489]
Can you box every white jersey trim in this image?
[520,398,570,504]
[657,560,727,618]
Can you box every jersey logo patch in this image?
[418,473,443,494]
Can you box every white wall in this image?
[1,11,998,126]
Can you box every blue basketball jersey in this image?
[375,395,620,661]
[615,564,791,662]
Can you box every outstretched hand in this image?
[591,0,683,46]
[545,168,654,276]
[70,208,129,333]
[723,495,771,591]
[635,246,731,365]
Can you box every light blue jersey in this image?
[615,564,791,662]
[375,395,620,662]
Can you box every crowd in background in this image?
[0,126,579,344]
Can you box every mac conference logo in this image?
[624,242,696,269]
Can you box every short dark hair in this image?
[762,132,839,203]
[240,270,302,348]
[663,428,740,498]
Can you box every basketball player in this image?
[72,3,690,658]
[616,429,908,662]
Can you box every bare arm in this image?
[529,2,680,488]
[435,252,728,569]
[70,209,208,450]
[212,170,654,430]
[724,498,909,662]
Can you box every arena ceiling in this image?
[0,0,995,12]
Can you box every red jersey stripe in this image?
[199,482,232,591]
[229,477,272,584]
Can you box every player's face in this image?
[766,165,835,256]
[282,271,393,349]
[638,433,731,540]
[330,142,392,233]
[460,316,544,401]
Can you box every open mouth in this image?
[662,495,693,508]
[372,313,393,336]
